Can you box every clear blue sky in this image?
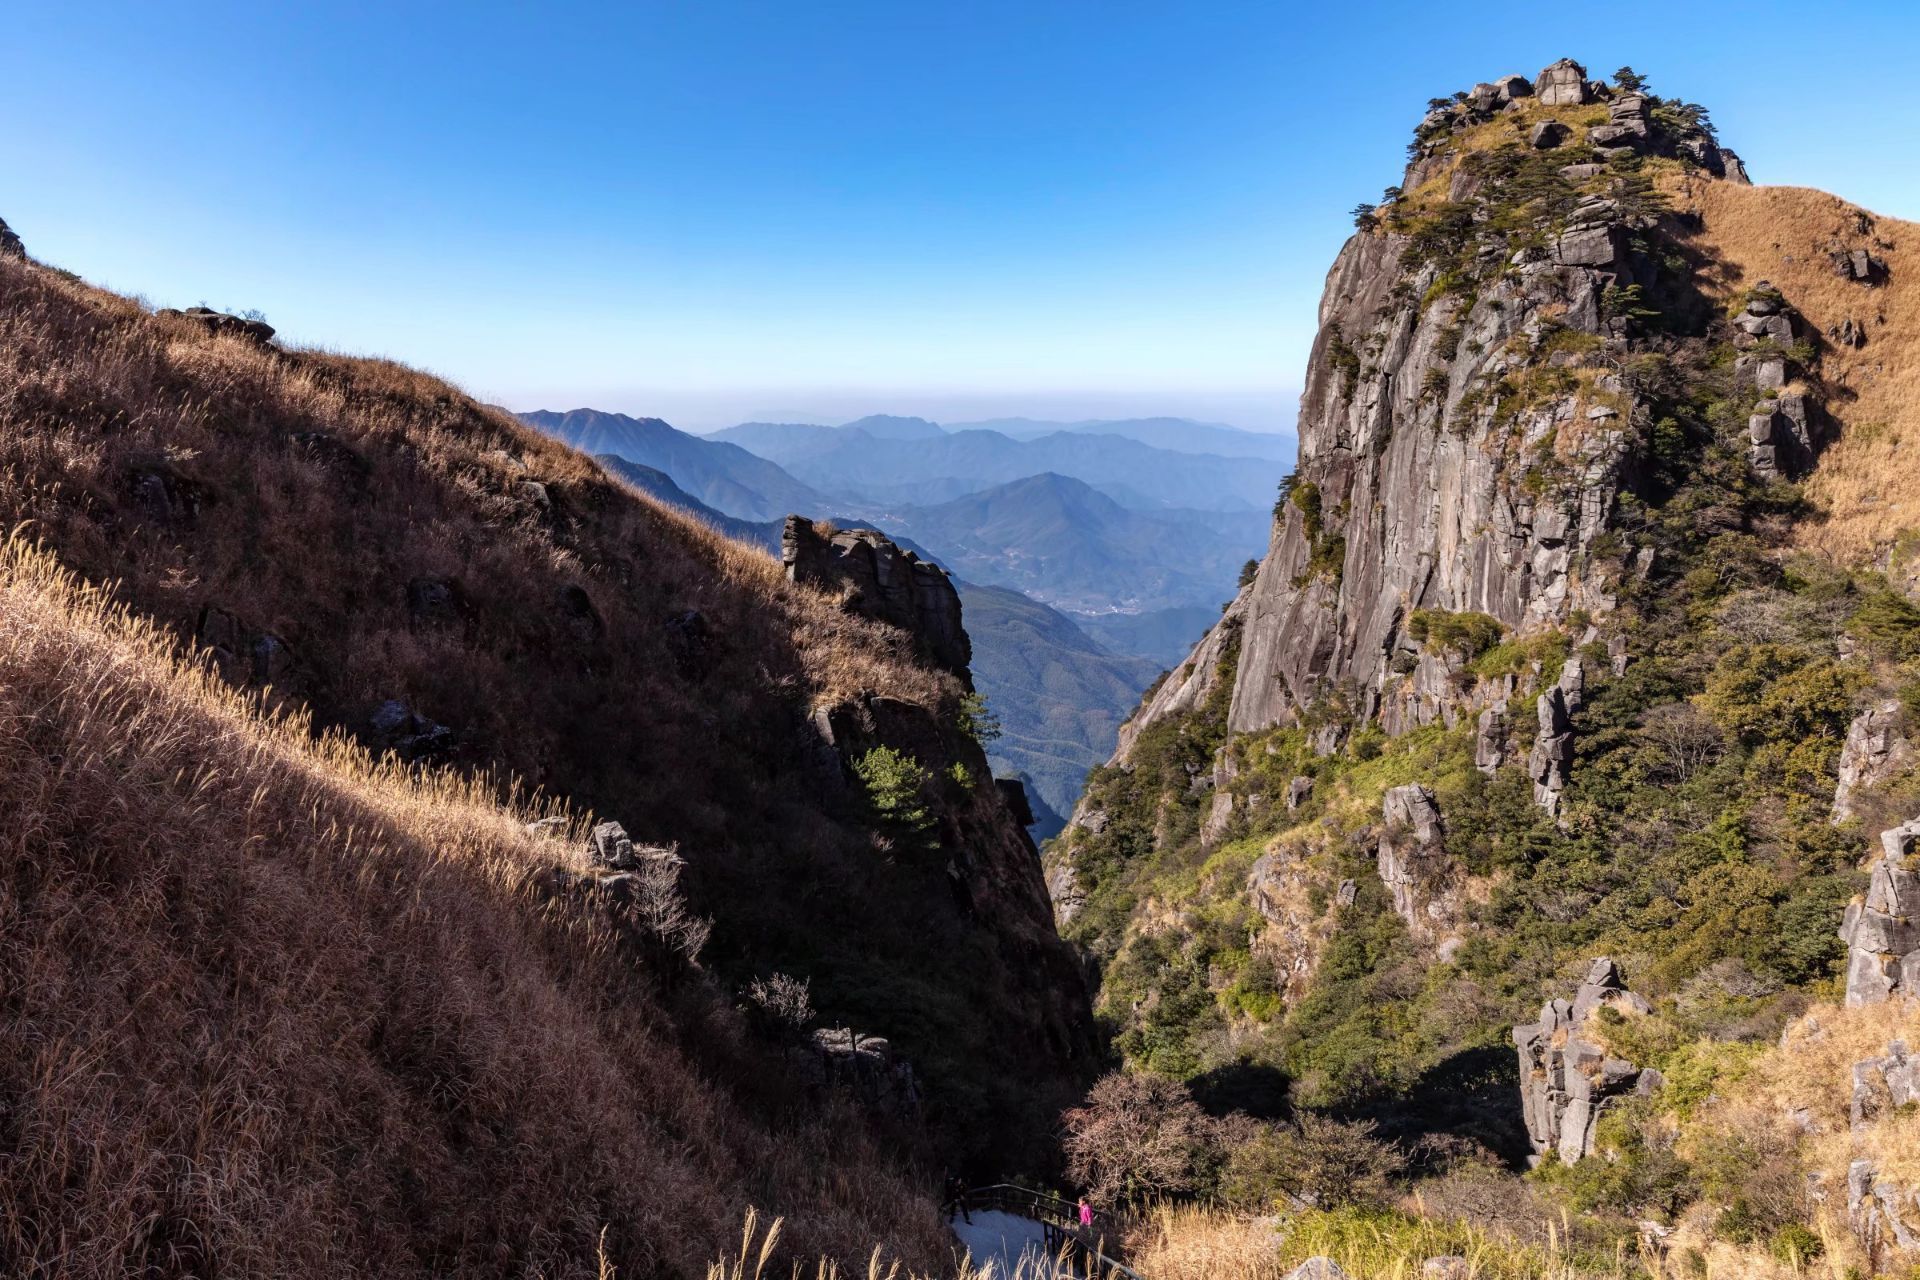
[7,1,1918,433]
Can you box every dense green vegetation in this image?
[1054,68,1908,1207]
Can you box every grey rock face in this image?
[1513,957,1656,1163]
[1834,700,1912,822]
[1282,1259,1350,1280]
[0,216,24,259]
[1102,60,1746,772]
[1534,58,1591,105]
[1377,784,1460,943]
[1287,775,1314,810]
[1841,818,1920,1006]
[781,516,972,683]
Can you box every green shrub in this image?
[1408,609,1504,660]
[853,747,937,850]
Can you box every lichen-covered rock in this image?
[781,516,972,683]
[1834,700,1912,823]
[1513,957,1657,1163]
[1841,819,1920,1006]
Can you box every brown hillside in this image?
[1679,177,1920,563]
[0,536,948,1277]
[0,252,1091,1175]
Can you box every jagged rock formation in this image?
[782,516,972,683]
[1093,57,1758,780]
[1834,700,1912,823]
[1376,784,1460,947]
[1841,818,1920,1005]
[0,215,23,259]
[1513,957,1659,1164]
[1528,657,1585,814]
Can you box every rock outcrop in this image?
[1528,657,1585,813]
[1841,818,1920,1006]
[1850,1159,1920,1265]
[0,215,23,259]
[1513,957,1659,1164]
[1094,58,1763,785]
[782,516,972,684]
[158,305,277,344]
[1377,784,1460,946]
[1834,700,1912,823]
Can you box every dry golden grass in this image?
[0,533,951,1277]
[0,250,1090,1182]
[1675,177,1920,564]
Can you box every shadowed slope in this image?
[0,537,950,1278]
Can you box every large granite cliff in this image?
[1124,58,1751,763]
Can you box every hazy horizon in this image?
[503,387,1300,437]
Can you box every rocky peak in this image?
[781,515,972,684]
[0,215,24,259]
[1101,58,1764,810]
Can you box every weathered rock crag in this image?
[1841,817,1920,1006]
[782,516,972,684]
[1513,957,1659,1164]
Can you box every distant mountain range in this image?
[519,408,835,522]
[877,472,1266,614]
[587,453,1158,830]
[943,416,1296,461]
[706,418,1286,513]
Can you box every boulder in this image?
[1534,58,1592,106]
[1834,700,1912,823]
[1529,121,1570,150]
[1492,75,1533,102]
[1475,704,1507,774]
[1551,223,1619,269]
[368,699,454,761]
[1558,163,1604,182]
[1287,775,1314,810]
[158,305,276,344]
[1422,1258,1471,1280]
[1282,1260,1349,1280]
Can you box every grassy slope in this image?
[1682,179,1920,564]
[0,248,1090,1259]
[0,536,948,1278]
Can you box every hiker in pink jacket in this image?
[1077,1198,1093,1231]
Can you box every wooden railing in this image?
[951,1183,1145,1279]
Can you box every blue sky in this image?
[7,2,1919,434]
